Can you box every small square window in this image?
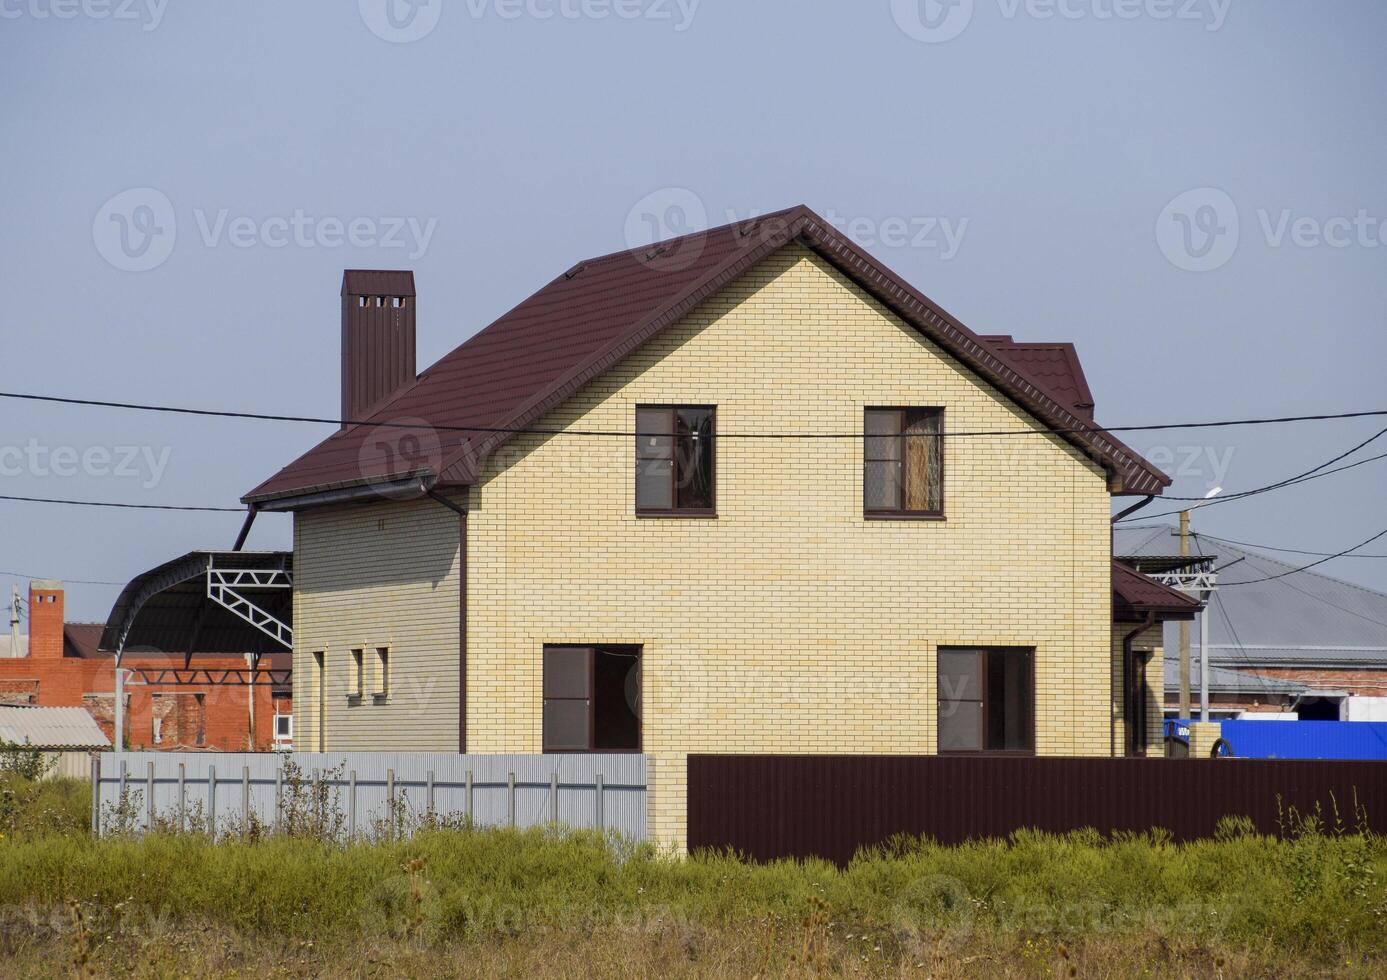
[937,647,1034,754]
[542,645,641,752]
[864,408,943,517]
[635,406,715,515]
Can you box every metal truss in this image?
[1149,568,1219,595]
[205,560,293,649]
[124,668,293,687]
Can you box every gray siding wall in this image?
[293,496,462,751]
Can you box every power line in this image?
[1221,526,1387,586]
[0,569,127,586]
[5,443,1386,520]
[0,493,242,513]
[3,389,1387,439]
[1159,425,1387,502]
[1116,449,1387,524]
[1193,532,1387,560]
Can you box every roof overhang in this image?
[100,550,293,658]
[1113,560,1203,622]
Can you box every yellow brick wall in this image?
[293,493,462,752]
[464,246,1115,846]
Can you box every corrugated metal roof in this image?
[1161,658,1305,697]
[1116,524,1387,668]
[0,706,110,749]
[245,205,1169,504]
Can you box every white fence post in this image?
[242,766,251,836]
[274,766,282,833]
[426,771,435,818]
[178,763,186,832]
[207,764,217,839]
[89,753,100,839]
[507,772,516,828]
[550,772,559,824]
[146,761,155,832]
[595,773,604,831]
[386,769,396,839]
[348,770,357,840]
[465,770,473,822]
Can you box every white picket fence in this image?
[93,752,647,841]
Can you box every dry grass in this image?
[0,923,1381,978]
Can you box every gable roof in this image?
[245,205,1170,505]
[1112,560,1203,621]
[1116,525,1387,668]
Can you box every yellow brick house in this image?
[244,206,1199,845]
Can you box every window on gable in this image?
[542,645,642,752]
[864,408,943,516]
[635,406,715,514]
[937,647,1034,753]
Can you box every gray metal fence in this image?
[94,752,646,841]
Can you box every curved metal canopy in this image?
[100,550,292,658]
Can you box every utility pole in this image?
[1178,510,1191,718]
[8,584,20,657]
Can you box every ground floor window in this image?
[937,647,1034,753]
[542,645,642,752]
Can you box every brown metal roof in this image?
[1112,560,1203,621]
[979,336,1095,419]
[245,205,1170,504]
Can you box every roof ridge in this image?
[569,203,808,270]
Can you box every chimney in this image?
[28,580,64,659]
[341,270,417,425]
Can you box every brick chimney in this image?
[341,270,416,426]
[27,580,64,659]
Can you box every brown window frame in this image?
[542,644,643,754]
[635,405,717,517]
[863,407,944,519]
[936,646,1035,756]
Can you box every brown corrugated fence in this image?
[686,755,1387,865]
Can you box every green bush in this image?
[0,820,1381,958]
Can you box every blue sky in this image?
[2,0,1385,621]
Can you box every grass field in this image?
[1,773,1384,977]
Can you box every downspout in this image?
[425,487,468,754]
[1111,494,1154,524]
[1118,612,1156,756]
[232,505,259,551]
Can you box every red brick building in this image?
[1,580,290,750]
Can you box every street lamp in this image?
[1194,487,1222,723]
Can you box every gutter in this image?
[252,476,432,512]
